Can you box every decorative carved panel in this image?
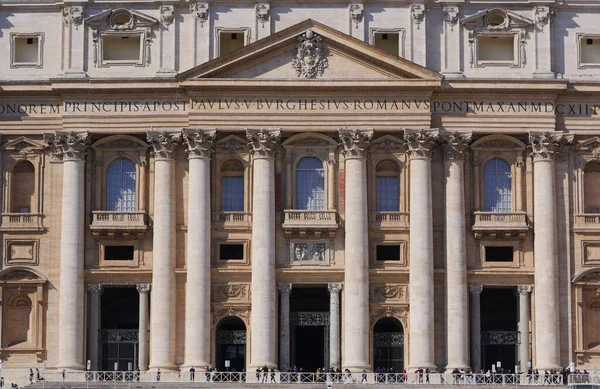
[212,283,250,302]
[583,242,600,266]
[371,284,408,303]
[289,240,331,265]
[5,240,39,265]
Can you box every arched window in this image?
[106,158,136,212]
[483,158,512,212]
[584,162,600,213]
[376,160,400,212]
[295,157,324,210]
[11,161,35,213]
[221,160,245,212]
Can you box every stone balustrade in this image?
[472,211,529,238]
[282,210,338,237]
[90,211,148,239]
[574,213,600,232]
[368,211,410,230]
[212,211,252,229]
[0,213,45,231]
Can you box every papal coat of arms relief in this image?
[292,29,329,79]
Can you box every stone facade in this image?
[1,0,600,376]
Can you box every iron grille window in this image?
[295,157,325,210]
[106,158,136,212]
[483,158,512,212]
[376,176,399,212]
[221,176,244,211]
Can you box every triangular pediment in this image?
[577,136,600,151]
[3,137,44,153]
[85,8,158,29]
[461,8,533,30]
[178,19,443,81]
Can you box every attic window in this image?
[112,12,132,25]
[578,34,600,68]
[10,33,44,68]
[473,31,522,68]
[487,13,506,27]
[101,33,143,64]
[370,28,404,58]
[216,28,249,57]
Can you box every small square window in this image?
[484,246,513,262]
[579,34,600,67]
[587,38,594,45]
[231,33,238,40]
[104,246,135,261]
[220,244,244,260]
[10,33,44,68]
[376,245,401,261]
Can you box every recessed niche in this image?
[478,35,515,62]
[10,33,44,68]
[102,35,141,62]
[374,32,400,56]
[219,31,245,56]
[581,37,600,65]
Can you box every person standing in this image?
[190,366,195,382]
[28,369,33,384]
[270,368,275,383]
[361,369,367,383]
[156,368,161,382]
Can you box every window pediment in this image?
[0,267,46,284]
[85,9,158,31]
[215,135,248,155]
[2,137,44,154]
[461,8,534,31]
[471,135,526,151]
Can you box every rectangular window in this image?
[478,35,515,62]
[220,244,244,260]
[103,35,142,62]
[374,32,400,56]
[104,246,135,261]
[219,31,246,56]
[10,33,44,68]
[484,246,513,262]
[376,177,399,212]
[581,36,600,65]
[376,245,401,261]
[221,176,244,211]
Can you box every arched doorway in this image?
[216,317,246,372]
[373,317,404,372]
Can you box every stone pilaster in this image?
[339,128,372,371]
[518,285,533,373]
[87,284,103,371]
[137,284,151,371]
[529,132,571,370]
[442,5,462,77]
[442,132,471,370]
[469,285,483,372]
[278,283,292,371]
[147,131,181,370]
[182,129,215,368]
[247,129,281,369]
[405,129,438,370]
[328,283,343,369]
[44,131,90,370]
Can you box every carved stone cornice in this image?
[147,131,181,160]
[87,284,103,294]
[43,131,90,162]
[328,283,343,294]
[339,128,373,159]
[182,129,216,159]
[246,129,281,159]
[469,284,483,294]
[404,129,439,160]
[517,285,533,295]
[441,132,472,161]
[529,132,574,162]
[278,283,292,294]
[137,283,151,293]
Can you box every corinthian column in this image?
[278,283,292,371]
[137,284,151,371]
[529,132,571,370]
[339,128,373,371]
[87,284,103,371]
[442,132,471,370]
[247,129,281,369]
[147,131,181,370]
[44,131,91,370]
[328,283,343,369]
[469,285,483,372]
[182,129,216,369]
[405,129,438,370]
[518,285,532,373]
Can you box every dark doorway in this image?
[216,317,246,372]
[100,287,139,371]
[294,326,326,371]
[373,317,404,372]
[480,287,518,373]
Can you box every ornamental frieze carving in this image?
[443,5,459,29]
[246,129,281,159]
[160,5,175,26]
[370,306,409,324]
[529,132,574,162]
[256,3,270,27]
[411,4,426,26]
[290,241,329,265]
[212,305,251,326]
[349,4,364,29]
[441,132,472,161]
[63,6,84,28]
[339,128,373,159]
[292,29,329,79]
[190,2,209,26]
[182,129,216,159]
[404,129,439,160]
[535,6,555,27]
[44,131,90,161]
[371,284,407,302]
[213,284,250,302]
[147,131,181,160]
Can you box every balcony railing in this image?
[212,212,252,229]
[369,211,409,230]
[90,211,148,239]
[282,210,338,236]
[574,214,600,232]
[0,213,44,231]
[472,211,529,238]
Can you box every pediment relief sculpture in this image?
[292,29,329,79]
[462,8,534,31]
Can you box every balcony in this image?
[472,211,529,239]
[574,214,600,233]
[212,212,252,230]
[0,213,45,232]
[369,211,409,231]
[282,210,338,238]
[90,211,148,239]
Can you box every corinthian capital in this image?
[338,128,373,159]
[182,129,216,159]
[147,130,181,160]
[441,132,472,161]
[528,132,574,162]
[137,283,152,294]
[43,131,90,161]
[517,285,533,295]
[328,283,343,294]
[404,129,439,160]
[246,129,281,159]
